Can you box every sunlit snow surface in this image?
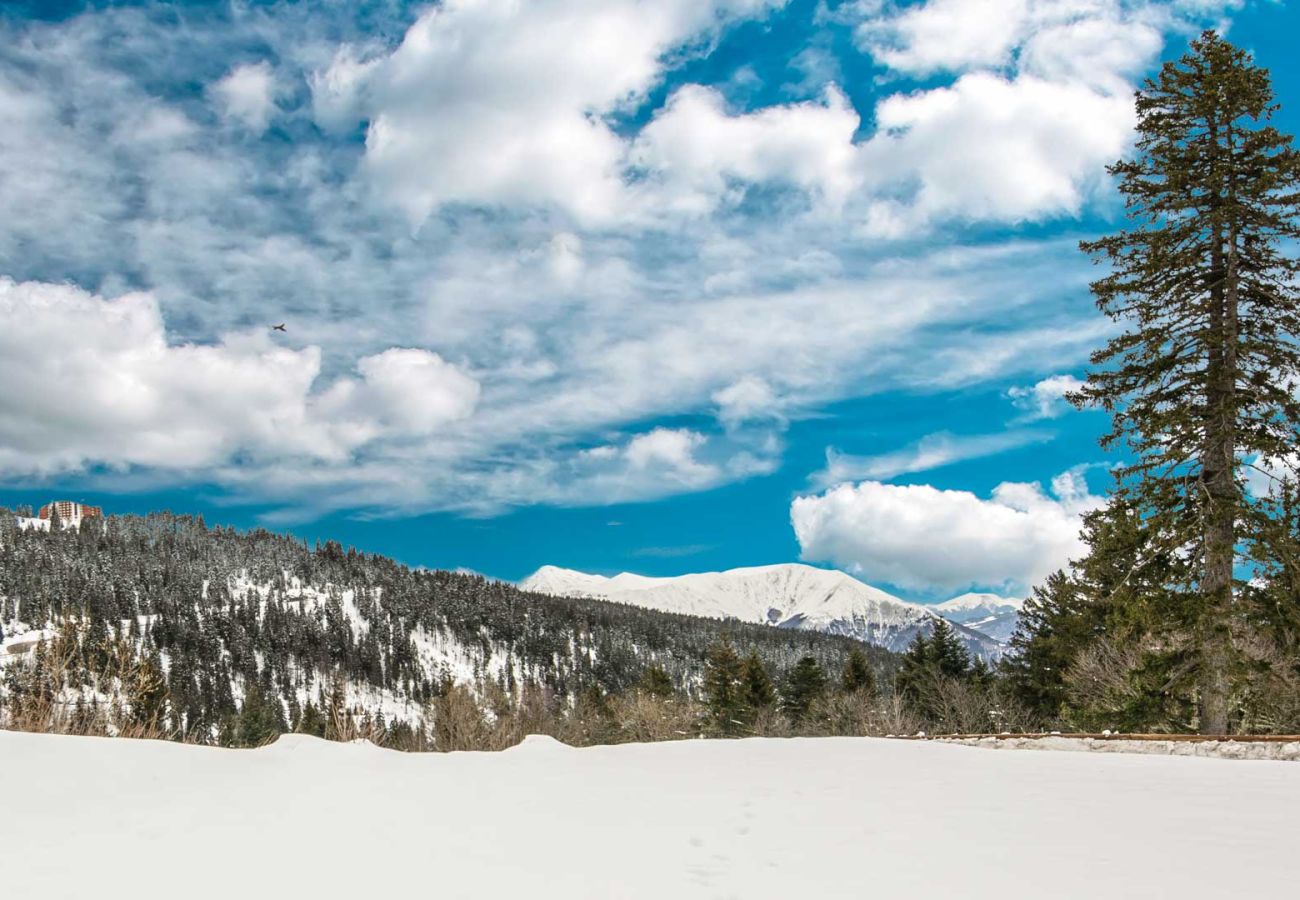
[3,732,1297,898]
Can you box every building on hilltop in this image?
[38,501,103,527]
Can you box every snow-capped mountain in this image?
[521,564,1006,658]
[932,593,1025,644]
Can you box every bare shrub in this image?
[926,678,1035,735]
[2,632,172,741]
[1063,634,1195,733]
[1237,634,1300,734]
[874,693,923,736]
[606,693,699,743]
[430,684,498,751]
[809,690,878,736]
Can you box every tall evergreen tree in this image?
[896,630,932,705]
[898,620,976,726]
[781,656,827,725]
[233,683,283,748]
[841,646,876,696]
[739,652,776,713]
[927,619,972,680]
[1074,31,1300,733]
[702,635,745,735]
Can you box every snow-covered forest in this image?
[0,509,895,746]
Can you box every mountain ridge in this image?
[520,563,1017,657]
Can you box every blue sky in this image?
[1,0,1297,599]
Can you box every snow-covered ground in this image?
[3,731,1296,898]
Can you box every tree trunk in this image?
[1198,117,1238,736]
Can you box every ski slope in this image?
[2,730,1296,898]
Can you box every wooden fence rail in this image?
[894,732,1300,743]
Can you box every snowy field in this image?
[2,731,1297,898]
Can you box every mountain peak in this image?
[933,593,1025,613]
[520,562,1007,658]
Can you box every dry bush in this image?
[1062,633,1195,732]
[808,690,927,737]
[749,706,795,738]
[508,683,565,739]
[430,683,502,751]
[1065,638,1148,718]
[607,693,700,743]
[873,693,923,736]
[549,688,621,747]
[327,707,403,747]
[927,679,1036,735]
[1,633,171,741]
[1236,634,1300,734]
[480,684,564,749]
[807,691,875,736]
[427,682,565,751]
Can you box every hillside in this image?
[3,728,1296,899]
[0,510,891,742]
[521,563,1012,657]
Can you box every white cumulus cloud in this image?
[857,0,1032,75]
[848,0,1231,235]
[631,84,862,214]
[791,467,1103,593]
[0,278,478,475]
[859,72,1134,234]
[314,0,784,225]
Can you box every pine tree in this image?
[639,664,675,699]
[1074,32,1300,733]
[896,629,932,702]
[841,646,876,696]
[702,635,745,735]
[297,700,326,738]
[928,619,972,680]
[739,652,776,712]
[781,656,827,725]
[1003,571,1093,721]
[897,620,974,726]
[325,670,349,741]
[232,683,282,748]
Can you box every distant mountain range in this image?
[932,593,1025,644]
[520,564,1021,658]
